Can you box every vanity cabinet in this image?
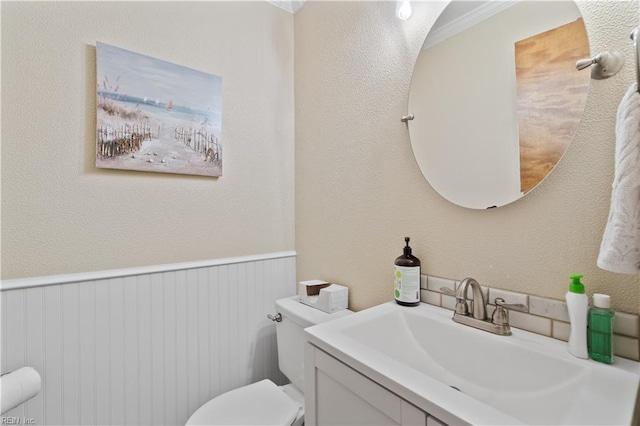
[305,343,447,426]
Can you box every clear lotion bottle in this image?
[394,237,421,306]
[588,294,614,364]
[566,274,588,359]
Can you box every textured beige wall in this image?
[295,1,640,314]
[1,2,294,279]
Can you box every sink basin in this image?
[305,302,640,425]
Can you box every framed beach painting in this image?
[96,42,222,177]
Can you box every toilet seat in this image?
[185,379,301,426]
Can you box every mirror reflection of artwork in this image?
[96,42,222,177]
[515,19,590,194]
[408,1,590,209]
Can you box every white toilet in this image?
[186,295,352,426]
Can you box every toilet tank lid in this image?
[276,296,352,328]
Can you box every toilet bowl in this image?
[186,296,352,426]
[186,380,304,426]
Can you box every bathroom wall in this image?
[1,1,295,280]
[1,254,296,426]
[294,1,640,314]
[2,2,296,424]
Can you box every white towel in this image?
[597,83,640,274]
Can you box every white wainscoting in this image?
[1,252,296,426]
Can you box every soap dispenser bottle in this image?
[394,237,421,306]
[566,274,588,359]
[588,294,615,364]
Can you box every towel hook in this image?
[576,51,625,80]
[631,27,639,93]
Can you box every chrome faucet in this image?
[441,277,525,336]
[454,277,486,320]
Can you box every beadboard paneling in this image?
[1,253,296,426]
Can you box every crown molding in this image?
[290,0,306,14]
[265,0,306,15]
[423,1,519,50]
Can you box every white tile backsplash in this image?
[420,274,428,290]
[419,274,640,361]
[441,294,457,311]
[427,276,456,294]
[552,321,571,342]
[529,295,569,322]
[421,289,441,306]
[614,334,640,361]
[488,288,529,311]
[614,312,640,338]
[509,310,552,336]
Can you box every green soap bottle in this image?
[588,293,615,364]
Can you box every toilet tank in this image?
[275,296,352,391]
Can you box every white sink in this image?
[305,302,640,425]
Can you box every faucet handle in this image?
[455,300,469,316]
[441,287,469,315]
[494,297,527,312]
[440,287,456,296]
[492,303,509,326]
[491,298,515,335]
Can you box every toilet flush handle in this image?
[267,313,282,322]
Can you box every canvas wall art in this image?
[96,42,222,177]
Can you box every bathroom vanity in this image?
[305,344,434,425]
[304,302,640,425]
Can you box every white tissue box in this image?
[298,280,348,313]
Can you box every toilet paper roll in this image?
[1,367,42,415]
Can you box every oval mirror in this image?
[408,0,590,209]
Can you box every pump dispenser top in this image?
[569,274,585,294]
[403,237,412,257]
